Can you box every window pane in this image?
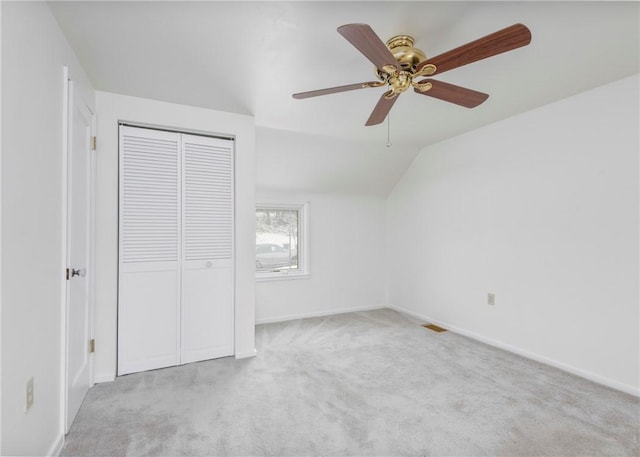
[256,209,299,272]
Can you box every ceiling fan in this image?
[293,23,532,126]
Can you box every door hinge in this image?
[89,339,95,353]
[66,268,70,280]
[91,136,97,151]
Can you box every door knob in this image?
[71,268,86,278]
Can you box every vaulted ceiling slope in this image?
[50,1,639,196]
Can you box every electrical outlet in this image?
[26,377,34,412]
[488,293,495,306]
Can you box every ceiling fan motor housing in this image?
[376,35,429,96]
[386,35,426,71]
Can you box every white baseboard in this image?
[235,348,257,359]
[255,304,386,325]
[47,433,65,457]
[388,304,640,397]
[92,373,115,384]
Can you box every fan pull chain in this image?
[386,114,392,148]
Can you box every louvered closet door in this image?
[181,133,234,363]
[118,126,235,376]
[118,126,181,375]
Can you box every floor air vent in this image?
[423,323,447,333]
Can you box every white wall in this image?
[1,2,95,455]
[94,91,256,382]
[1,3,4,452]
[255,127,423,198]
[255,190,387,323]
[387,74,639,395]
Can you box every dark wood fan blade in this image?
[417,23,531,75]
[414,79,488,108]
[366,93,398,126]
[338,23,401,71]
[293,81,382,99]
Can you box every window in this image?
[256,203,309,280]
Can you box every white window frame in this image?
[255,202,310,281]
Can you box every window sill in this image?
[256,272,311,282]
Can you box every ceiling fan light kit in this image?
[293,22,532,126]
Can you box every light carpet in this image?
[61,308,639,456]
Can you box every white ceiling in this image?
[49,1,639,196]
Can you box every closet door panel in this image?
[118,126,181,375]
[181,263,233,363]
[182,134,233,260]
[118,266,179,374]
[181,134,234,362]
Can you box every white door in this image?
[118,127,181,375]
[181,133,234,363]
[65,78,94,431]
[118,126,234,375]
